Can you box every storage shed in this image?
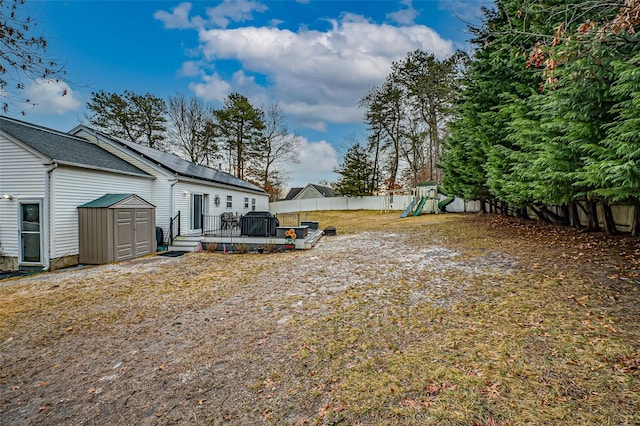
[78,194,156,264]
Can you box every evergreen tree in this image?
[394,50,468,182]
[86,90,167,149]
[360,77,405,190]
[333,141,376,196]
[214,93,265,180]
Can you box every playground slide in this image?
[412,197,428,216]
[438,196,455,212]
[400,197,418,218]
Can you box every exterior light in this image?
[1,194,13,200]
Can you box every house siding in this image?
[297,186,322,200]
[174,181,269,232]
[0,135,47,258]
[71,128,269,240]
[50,167,153,260]
[152,177,172,242]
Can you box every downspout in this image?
[43,162,58,271]
[169,177,178,218]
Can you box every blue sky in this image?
[19,0,490,188]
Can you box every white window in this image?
[251,198,256,211]
[226,195,233,208]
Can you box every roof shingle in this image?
[0,116,149,176]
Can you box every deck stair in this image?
[168,235,201,252]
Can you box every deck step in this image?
[168,239,200,252]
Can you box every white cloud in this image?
[183,14,453,130]
[387,0,419,25]
[23,79,81,114]
[205,0,268,28]
[154,2,204,29]
[188,72,232,101]
[179,60,202,77]
[286,137,339,187]
[155,1,268,29]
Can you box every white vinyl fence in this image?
[269,195,481,214]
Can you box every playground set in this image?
[398,182,455,217]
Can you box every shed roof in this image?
[90,130,267,195]
[78,193,154,208]
[0,116,149,176]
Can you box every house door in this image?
[191,193,203,230]
[19,201,43,266]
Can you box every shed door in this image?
[134,209,152,256]
[115,209,134,261]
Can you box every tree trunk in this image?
[586,199,601,232]
[540,206,565,225]
[632,199,640,238]
[558,205,570,226]
[601,201,618,236]
[530,206,551,223]
[568,201,581,228]
[517,207,528,219]
[481,199,487,214]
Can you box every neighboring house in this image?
[284,184,335,201]
[0,116,268,271]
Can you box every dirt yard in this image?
[1,211,639,425]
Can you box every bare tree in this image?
[167,94,218,165]
[247,103,301,200]
[0,0,67,113]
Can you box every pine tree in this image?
[214,93,265,180]
[333,141,376,196]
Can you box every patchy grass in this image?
[1,212,639,425]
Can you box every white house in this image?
[69,126,269,242]
[0,116,268,271]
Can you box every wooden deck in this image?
[168,228,324,252]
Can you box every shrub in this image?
[235,243,249,254]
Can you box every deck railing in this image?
[202,213,242,236]
[169,211,181,244]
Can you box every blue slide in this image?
[400,197,418,218]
